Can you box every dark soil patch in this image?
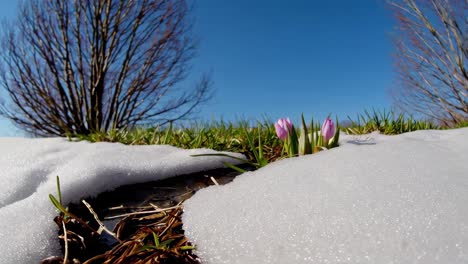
[42,165,252,264]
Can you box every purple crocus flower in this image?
[321,118,335,143]
[275,118,293,140]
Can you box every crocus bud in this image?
[321,118,335,143]
[275,118,293,140]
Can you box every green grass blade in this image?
[180,245,196,251]
[153,232,160,248]
[56,176,62,205]
[300,114,311,155]
[159,239,174,249]
[49,194,68,215]
[191,153,254,167]
[223,162,247,173]
[162,122,173,144]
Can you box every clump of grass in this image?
[86,206,199,264]
[74,120,284,164]
[48,176,114,263]
[453,121,468,128]
[344,109,438,135]
[48,176,199,264]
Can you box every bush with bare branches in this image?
[389,0,467,125]
[0,0,211,136]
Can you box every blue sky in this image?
[0,0,395,136]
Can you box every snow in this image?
[0,137,245,264]
[183,128,468,264]
[1,129,467,264]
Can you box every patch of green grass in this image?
[74,110,463,165]
[453,121,468,129]
[344,109,439,135]
[74,120,284,164]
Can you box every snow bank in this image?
[0,138,245,263]
[183,128,468,264]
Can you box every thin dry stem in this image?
[82,199,122,243]
[62,221,69,264]
[104,204,182,220]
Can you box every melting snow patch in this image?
[0,137,245,263]
[183,128,468,264]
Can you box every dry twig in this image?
[82,199,122,243]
